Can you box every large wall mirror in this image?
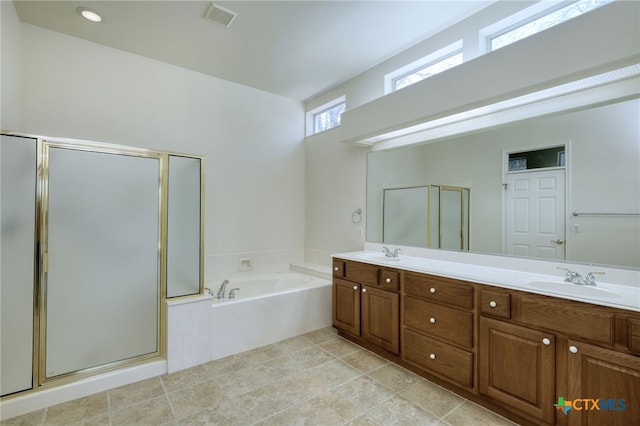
[367,96,640,269]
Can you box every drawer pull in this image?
[334,266,339,271]
[542,338,551,346]
[429,287,436,294]
[353,285,358,291]
[489,301,497,308]
[362,288,367,293]
[429,353,436,360]
[569,345,578,354]
[386,278,392,283]
[429,317,436,324]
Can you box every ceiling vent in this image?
[203,2,237,28]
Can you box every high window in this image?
[385,41,463,94]
[306,96,346,136]
[487,0,614,51]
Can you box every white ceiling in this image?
[13,1,495,101]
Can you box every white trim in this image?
[384,40,463,94]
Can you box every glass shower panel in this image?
[45,147,159,378]
[1,135,36,396]
[167,155,202,298]
[441,188,463,250]
[383,186,429,248]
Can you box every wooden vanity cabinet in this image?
[401,272,476,390]
[332,259,400,355]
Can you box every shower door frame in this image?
[37,139,167,387]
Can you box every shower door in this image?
[43,145,161,380]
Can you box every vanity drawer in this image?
[332,259,345,278]
[404,297,473,348]
[404,272,474,309]
[513,293,615,345]
[479,289,511,319]
[345,261,378,286]
[403,328,473,389]
[379,269,400,292]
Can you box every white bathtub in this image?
[209,272,332,360]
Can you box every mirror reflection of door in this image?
[505,169,566,260]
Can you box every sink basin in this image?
[525,280,621,299]
[353,252,402,263]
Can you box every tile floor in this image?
[2,327,519,426]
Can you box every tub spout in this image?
[228,288,240,299]
[217,280,229,299]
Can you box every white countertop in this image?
[334,250,640,312]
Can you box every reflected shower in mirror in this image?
[367,97,640,269]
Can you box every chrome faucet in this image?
[558,267,604,286]
[228,288,240,299]
[216,279,229,299]
[584,271,605,286]
[382,246,401,258]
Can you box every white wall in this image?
[1,1,21,130]
[18,23,305,279]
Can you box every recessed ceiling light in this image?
[77,7,102,23]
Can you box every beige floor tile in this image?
[399,378,464,418]
[290,346,334,368]
[307,359,362,388]
[271,370,330,403]
[275,335,314,353]
[295,391,364,425]
[176,398,247,426]
[367,363,419,393]
[43,392,108,425]
[202,354,246,377]
[167,379,227,419]
[1,410,45,426]
[317,337,361,357]
[110,395,173,426]
[442,401,519,426]
[254,407,307,426]
[367,395,440,425]
[215,364,268,398]
[68,414,110,426]
[254,354,305,382]
[334,376,394,411]
[345,414,383,426]
[108,377,164,411]
[302,327,338,345]
[160,364,211,393]
[234,344,284,365]
[341,348,389,373]
[229,383,296,424]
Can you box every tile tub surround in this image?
[1,328,518,426]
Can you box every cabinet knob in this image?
[542,338,551,346]
[386,278,392,283]
[362,288,367,293]
[429,353,436,360]
[429,287,436,294]
[489,301,497,308]
[429,317,436,324]
[353,285,358,290]
[334,266,339,271]
[569,345,578,354]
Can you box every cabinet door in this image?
[566,340,640,426]
[333,278,360,336]
[362,286,399,354]
[479,317,555,424]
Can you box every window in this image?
[488,0,614,51]
[385,40,463,94]
[306,96,346,136]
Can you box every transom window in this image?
[306,96,346,136]
[385,40,463,94]
[489,0,614,51]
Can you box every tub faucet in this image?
[228,288,240,299]
[217,280,229,299]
